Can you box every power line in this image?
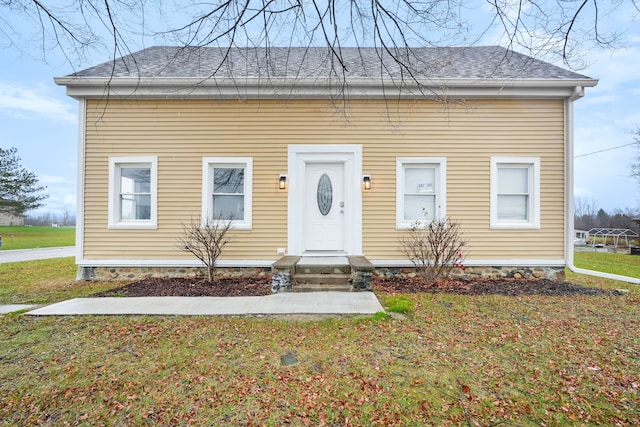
[575,142,637,158]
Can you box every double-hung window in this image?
[108,156,158,229]
[202,157,253,230]
[396,157,446,229]
[490,157,540,229]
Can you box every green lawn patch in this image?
[0,257,121,304]
[0,226,75,250]
[382,295,415,314]
[574,250,640,279]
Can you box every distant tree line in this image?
[575,197,639,231]
[25,209,76,227]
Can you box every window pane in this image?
[404,195,435,221]
[121,167,151,194]
[121,194,151,220]
[498,167,528,194]
[316,173,333,216]
[214,168,244,193]
[213,195,244,220]
[405,167,435,194]
[497,195,528,220]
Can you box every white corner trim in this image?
[75,99,86,263]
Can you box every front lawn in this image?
[0,226,75,250]
[574,250,640,278]
[1,257,639,425]
[0,258,120,304]
[1,291,638,426]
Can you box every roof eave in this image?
[54,76,598,99]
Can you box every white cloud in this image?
[582,46,640,91]
[34,173,77,215]
[578,93,619,107]
[570,35,640,211]
[0,81,76,123]
[40,190,77,214]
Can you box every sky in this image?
[0,2,638,219]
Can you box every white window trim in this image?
[490,156,540,229]
[108,156,158,229]
[202,157,253,230]
[396,157,447,229]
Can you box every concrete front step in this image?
[271,255,373,293]
[293,283,352,293]
[293,273,351,286]
[295,263,351,275]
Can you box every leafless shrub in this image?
[177,215,232,282]
[399,215,468,281]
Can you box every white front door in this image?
[287,144,362,256]
[303,163,345,252]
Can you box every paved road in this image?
[0,246,75,263]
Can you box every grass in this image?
[574,250,640,279]
[382,295,415,314]
[0,258,121,304]
[0,226,75,250]
[0,255,639,425]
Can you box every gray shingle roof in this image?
[67,46,592,81]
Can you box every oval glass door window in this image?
[317,173,333,216]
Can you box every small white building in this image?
[574,229,588,246]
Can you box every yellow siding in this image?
[82,98,565,261]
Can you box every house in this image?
[0,212,24,226]
[55,46,597,287]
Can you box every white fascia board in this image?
[77,259,275,268]
[369,259,566,268]
[54,77,597,100]
[79,258,565,268]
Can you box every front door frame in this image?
[287,144,363,256]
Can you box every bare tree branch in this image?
[2,0,637,88]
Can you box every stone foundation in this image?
[78,264,565,283]
[351,270,373,290]
[374,266,565,281]
[77,266,270,281]
[270,256,299,292]
[349,256,375,291]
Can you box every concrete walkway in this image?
[0,304,38,314]
[0,246,75,263]
[25,292,385,316]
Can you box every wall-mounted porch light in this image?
[362,175,372,191]
[279,174,287,190]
